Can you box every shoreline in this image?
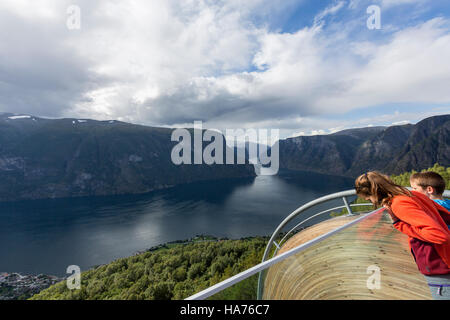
[1,234,269,300]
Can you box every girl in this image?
[355,171,450,300]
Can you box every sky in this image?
[0,0,449,141]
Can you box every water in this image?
[0,170,354,276]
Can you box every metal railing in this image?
[185,189,450,300]
[256,189,370,298]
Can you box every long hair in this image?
[355,171,411,207]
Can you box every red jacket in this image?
[390,191,450,275]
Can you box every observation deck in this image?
[186,189,450,300]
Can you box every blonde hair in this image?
[355,171,411,207]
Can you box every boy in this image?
[410,172,450,231]
[410,171,450,210]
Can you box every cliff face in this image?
[349,124,414,175]
[0,114,255,202]
[278,126,386,176]
[384,115,450,174]
[278,114,450,177]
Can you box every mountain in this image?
[384,115,450,174]
[0,113,255,202]
[278,114,450,177]
[278,126,387,176]
[349,124,414,175]
[233,141,269,164]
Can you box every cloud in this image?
[277,105,448,139]
[0,1,108,117]
[314,1,346,26]
[0,0,448,138]
[160,15,450,131]
[391,120,410,125]
[381,0,427,8]
[349,0,427,9]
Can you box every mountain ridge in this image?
[278,114,450,177]
[0,113,256,202]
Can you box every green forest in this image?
[31,236,268,300]
[390,163,450,190]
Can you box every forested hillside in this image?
[30,236,268,300]
[390,163,450,189]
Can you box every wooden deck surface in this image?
[263,212,432,300]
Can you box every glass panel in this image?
[273,197,373,256]
[261,210,432,300]
[200,198,369,300]
[188,206,433,300]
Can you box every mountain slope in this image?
[278,114,450,177]
[278,126,386,176]
[384,115,450,174]
[348,124,414,175]
[30,236,268,300]
[0,113,255,202]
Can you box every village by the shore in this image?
[0,272,64,300]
